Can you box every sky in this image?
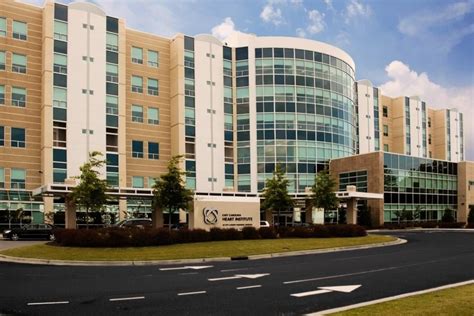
[22,0,474,160]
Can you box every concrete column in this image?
[152,207,164,228]
[65,196,77,229]
[118,198,127,221]
[346,198,357,225]
[43,196,54,225]
[264,209,273,224]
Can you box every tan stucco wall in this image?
[330,152,385,226]
[433,109,447,160]
[125,29,171,187]
[457,161,474,222]
[0,0,43,190]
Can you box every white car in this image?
[260,221,270,227]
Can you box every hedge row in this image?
[53,224,367,248]
[383,222,468,229]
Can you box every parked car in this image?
[3,224,55,241]
[114,218,152,229]
[260,221,270,227]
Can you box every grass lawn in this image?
[331,284,474,316]
[0,235,395,261]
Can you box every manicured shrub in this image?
[223,228,243,240]
[419,221,438,228]
[291,227,313,238]
[276,226,293,238]
[259,227,277,239]
[326,224,367,237]
[155,228,173,245]
[242,227,260,239]
[438,222,466,228]
[209,228,227,241]
[311,224,330,238]
[188,229,211,242]
[441,208,455,223]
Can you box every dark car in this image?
[3,224,55,241]
[114,218,152,229]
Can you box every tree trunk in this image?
[86,207,89,229]
[168,208,172,231]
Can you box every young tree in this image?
[152,155,193,230]
[311,169,339,217]
[468,206,474,224]
[441,208,455,223]
[261,164,294,226]
[70,151,109,229]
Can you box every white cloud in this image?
[290,0,303,6]
[323,0,334,10]
[398,1,473,36]
[335,31,350,47]
[212,17,236,41]
[296,27,307,38]
[344,0,372,23]
[380,60,474,160]
[260,2,285,25]
[307,9,325,34]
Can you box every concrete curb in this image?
[369,228,474,233]
[309,279,474,315]
[0,237,406,267]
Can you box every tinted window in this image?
[54,3,68,21]
[106,16,118,33]
[54,40,67,54]
[235,47,248,60]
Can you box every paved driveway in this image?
[0,239,45,251]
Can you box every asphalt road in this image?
[0,231,473,315]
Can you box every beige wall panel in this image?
[330,152,385,226]
[125,29,172,185]
[457,162,474,222]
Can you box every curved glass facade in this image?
[253,47,356,193]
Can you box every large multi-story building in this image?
[0,0,472,227]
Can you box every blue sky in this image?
[22,0,474,159]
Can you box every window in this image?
[131,47,143,64]
[148,107,159,125]
[148,50,159,67]
[132,140,143,158]
[383,106,388,117]
[54,53,67,74]
[147,78,159,96]
[384,144,389,152]
[53,127,66,147]
[11,87,26,107]
[12,53,27,73]
[0,168,4,188]
[106,63,118,83]
[148,142,159,160]
[132,176,144,188]
[54,20,67,41]
[106,95,118,115]
[11,168,26,189]
[131,76,143,93]
[428,117,431,128]
[0,18,6,37]
[383,125,389,137]
[53,87,67,108]
[106,32,118,51]
[13,21,27,40]
[131,105,143,123]
[0,126,4,146]
[0,51,5,70]
[11,127,26,148]
[0,85,4,104]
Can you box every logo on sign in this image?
[203,207,219,225]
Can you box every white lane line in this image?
[27,301,69,306]
[283,267,395,284]
[291,289,331,297]
[178,291,206,296]
[109,296,145,302]
[220,268,249,272]
[237,285,262,290]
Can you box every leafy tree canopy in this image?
[261,164,294,214]
[70,151,109,228]
[311,169,339,212]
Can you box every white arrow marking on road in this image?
[291,285,361,298]
[159,265,213,271]
[208,273,270,281]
